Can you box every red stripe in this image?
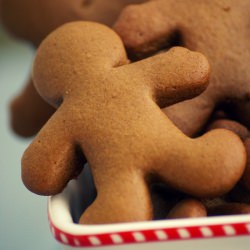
[186,226,203,238]
[98,234,113,245]
[164,227,180,239]
[119,231,137,243]
[234,223,249,235]
[76,235,92,246]
[210,225,226,236]
[140,229,158,241]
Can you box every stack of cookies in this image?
[2,0,250,224]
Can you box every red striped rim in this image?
[48,216,250,247]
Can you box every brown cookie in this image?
[202,194,250,215]
[201,197,227,208]
[206,119,250,141]
[2,0,146,46]
[114,0,250,136]
[2,0,145,137]
[167,198,207,219]
[22,22,246,224]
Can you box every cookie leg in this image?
[154,127,246,198]
[79,171,152,224]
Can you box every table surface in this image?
[0,25,59,250]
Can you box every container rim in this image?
[48,192,250,247]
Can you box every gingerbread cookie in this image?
[21,22,246,224]
[167,199,207,219]
[114,0,250,136]
[206,119,250,141]
[2,0,145,46]
[2,0,145,137]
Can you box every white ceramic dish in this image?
[48,166,250,250]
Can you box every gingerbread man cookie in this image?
[167,198,207,219]
[114,0,250,136]
[22,22,246,224]
[1,0,145,137]
[206,119,250,142]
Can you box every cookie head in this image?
[33,21,128,108]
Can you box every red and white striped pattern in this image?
[48,219,250,247]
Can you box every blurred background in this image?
[0,23,59,249]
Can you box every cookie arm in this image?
[79,169,152,224]
[21,105,86,195]
[121,47,210,108]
